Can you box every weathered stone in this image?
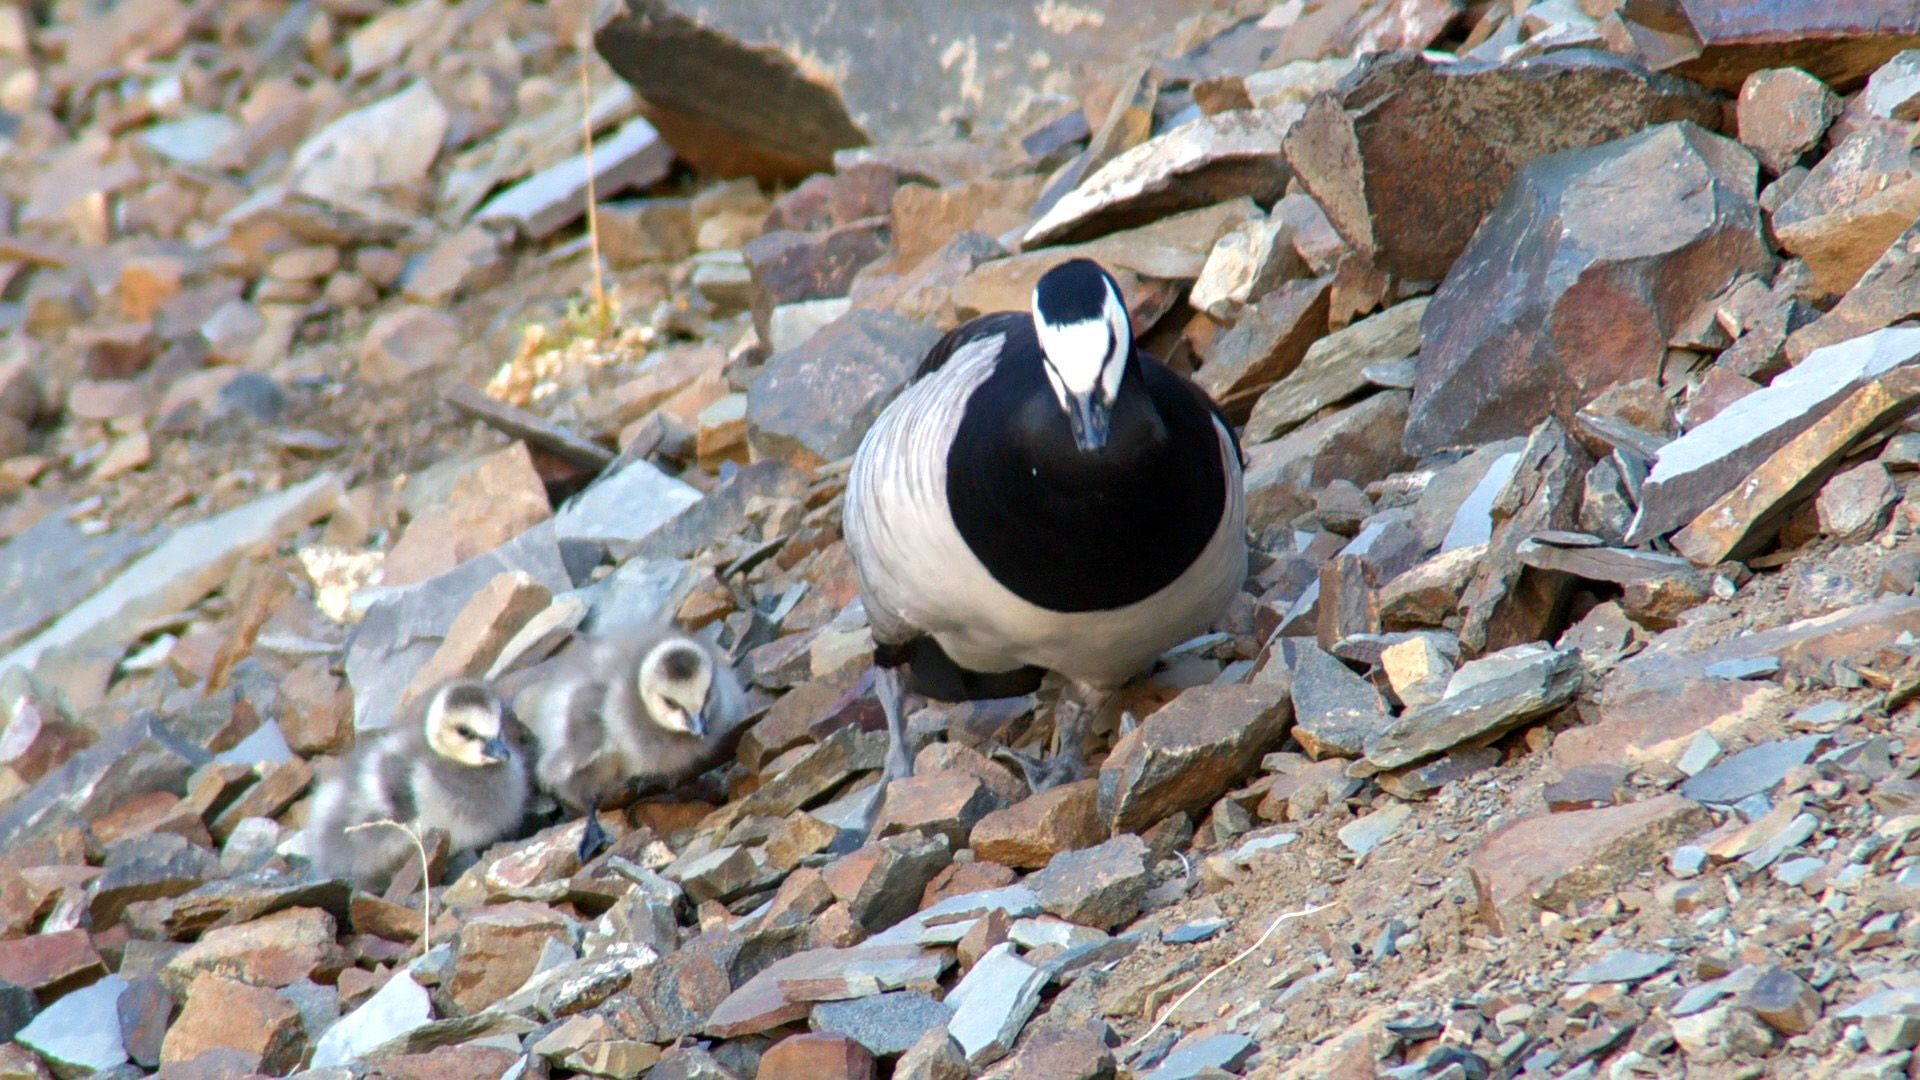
[114,974,170,1069]
[310,971,431,1068]
[1379,635,1453,711]
[871,771,1003,849]
[595,0,1203,180]
[1407,122,1769,455]
[1674,366,1920,563]
[1027,108,1299,248]
[1817,460,1900,540]
[1026,833,1148,931]
[1194,276,1330,421]
[746,309,940,469]
[1636,327,1920,541]
[1543,764,1628,811]
[289,81,449,204]
[1190,215,1306,320]
[87,825,224,929]
[1787,219,1920,362]
[1285,49,1719,282]
[161,907,346,996]
[811,991,951,1057]
[896,1027,969,1080]
[477,117,673,241]
[1459,421,1590,654]
[159,974,304,1075]
[1736,68,1840,174]
[448,903,574,1014]
[969,780,1104,870]
[1655,1,1920,94]
[1740,965,1822,1035]
[0,930,103,997]
[1772,121,1920,297]
[1245,391,1413,535]
[759,1033,875,1080]
[1246,297,1425,444]
[0,516,155,656]
[944,942,1046,1067]
[1288,642,1390,760]
[1098,686,1290,833]
[1378,545,1482,630]
[745,219,891,336]
[821,832,952,932]
[1003,1022,1115,1080]
[14,974,127,1076]
[1468,794,1711,933]
[359,306,464,385]
[1366,645,1580,769]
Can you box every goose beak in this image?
[686,710,708,738]
[482,734,512,763]
[1066,392,1110,453]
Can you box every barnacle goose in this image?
[307,679,530,892]
[845,257,1246,802]
[513,625,746,859]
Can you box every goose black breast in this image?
[944,318,1229,613]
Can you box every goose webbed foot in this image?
[991,744,1086,793]
[576,804,611,863]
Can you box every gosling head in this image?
[636,637,714,738]
[1031,257,1134,454]
[423,680,515,768]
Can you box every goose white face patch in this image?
[1034,280,1129,409]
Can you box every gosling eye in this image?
[455,725,477,740]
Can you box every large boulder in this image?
[1405,122,1771,456]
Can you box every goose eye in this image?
[455,725,477,740]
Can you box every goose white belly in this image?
[847,335,1247,689]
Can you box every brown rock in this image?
[161,907,347,995]
[1785,219,1920,361]
[381,443,552,587]
[359,306,464,385]
[448,902,574,1014]
[744,218,891,336]
[1244,390,1413,535]
[402,227,507,305]
[277,659,354,756]
[820,831,952,931]
[1098,685,1291,833]
[1735,68,1840,174]
[968,779,1104,869]
[1026,833,1150,930]
[1543,763,1628,811]
[1287,641,1391,760]
[745,309,940,469]
[1246,296,1425,444]
[159,974,304,1075]
[1407,122,1769,455]
[208,759,312,842]
[1468,794,1711,933]
[1284,49,1719,282]
[872,771,1004,849]
[1365,644,1582,769]
[896,1027,969,1080]
[599,198,697,267]
[1458,420,1590,654]
[1657,1,1920,94]
[1194,276,1331,422]
[1005,1022,1117,1080]
[1816,460,1900,541]
[117,973,173,1069]
[920,860,1018,909]
[397,571,551,713]
[759,1032,875,1080]
[889,176,1045,271]
[376,1045,521,1080]
[1026,108,1299,248]
[1378,544,1484,630]
[1740,965,1822,1035]
[0,929,103,997]
[956,908,1010,971]
[1673,366,1920,564]
[1770,121,1920,297]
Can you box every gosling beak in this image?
[685,710,708,738]
[482,734,512,763]
[1065,391,1110,453]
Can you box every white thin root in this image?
[344,820,433,953]
[1131,900,1333,1050]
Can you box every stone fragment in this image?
[1816,460,1899,541]
[309,972,431,1069]
[0,930,103,996]
[159,974,304,1075]
[968,780,1103,870]
[820,832,952,932]
[397,572,550,712]
[1285,50,1719,282]
[88,823,224,930]
[944,942,1046,1068]
[1097,686,1291,832]
[1026,834,1150,931]
[359,306,464,384]
[1865,50,1920,119]
[1634,327,1920,541]
[115,974,170,1068]
[1543,764,1627,811]
[1190,215,1304,319]
[1673,367,1920,563]
[1026,108,1299,247]
[1787,220,1920,362]
[1149,1032,1257,1079]
[1565,949,1671,984]
[161,907,346,995]
[758,1033,875,1080]
[449,903,574,1014]
[596,0,1198,179]
[1337,801,1411,857]
[0,474,339,679]
[1468,794,1710,933]
[1005,1022,1116,1080]
[1244,391,1412,535]
[1380,635,1453,711]
[1407,122,1769,454]
[1288,643,1390,760]
[1771,121,1920,297]
[1681,736,1823,805]
[1670,1004,1774,1062]
[14,974,127,1076]
[812,991,952,1057]
[290,81,449,203]
[1657,1,1920,94]
[478,117,673,240]
[746,310,940,468]
[745,219,890,335]
[1735,68,1839,174]
[1246,297,1426,443]
[871,771,1002,849]
[1194,276,1331,420]
[1741,965,1821,1035]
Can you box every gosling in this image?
[515,626,746,859]
[306,679,530,892]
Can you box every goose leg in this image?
[852,664,914,845]
[1003,682,1111,792]
[576,802,610,863]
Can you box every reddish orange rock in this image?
[759,1032,877,1080]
